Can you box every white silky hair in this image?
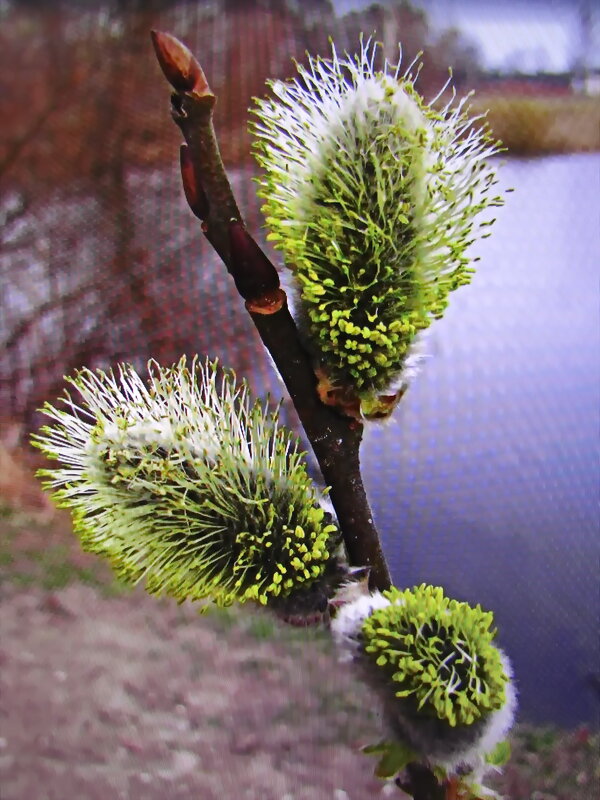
[436,650,517,777]
[330,590,391,662]
[94,414,220,463]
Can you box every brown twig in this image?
[151,29,391,590]
[151,30,445,800]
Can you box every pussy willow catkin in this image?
[34,357,339,608]
[331,583,516,779]
[253,39,505,418]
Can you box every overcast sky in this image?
[332,0,599,73]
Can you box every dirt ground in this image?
[0,505,598,800]
[0,580,392,800]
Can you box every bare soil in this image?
[0,506,598,800]
[0,581,389,800]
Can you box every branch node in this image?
[228,220,280,303]
[246,289,286,315]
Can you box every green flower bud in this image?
[331,583,516,775]
[362,585,509,728]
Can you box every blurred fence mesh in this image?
[2,0,472,428]
[1,0,598,726]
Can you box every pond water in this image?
[6,151,597,729]
[359,153,599,727]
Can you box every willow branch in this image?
[151,30,444,800]
[151,30,390,591]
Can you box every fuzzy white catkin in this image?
[253,39,506,417]
[33,357,340,609]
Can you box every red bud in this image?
[151,30,211,95]
[180,144,209,220]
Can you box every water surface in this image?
[360,154,599,727]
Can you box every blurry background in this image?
[1,0,598,752]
